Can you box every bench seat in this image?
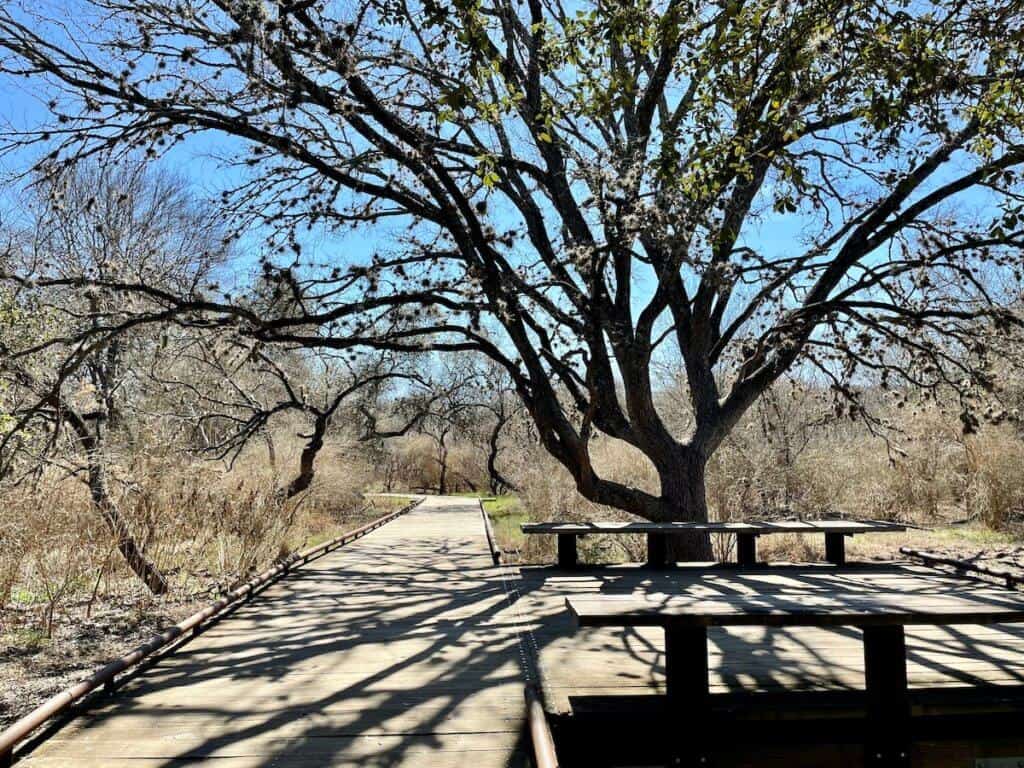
[522,519,906,567]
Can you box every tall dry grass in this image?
[0,428,379,636]
[502,402,1024,563]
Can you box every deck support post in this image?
[665,623,712,767]
[825,533,847,565]
[736,534,758,567]
[863,625,911,768]
[647,533,668,568]
[557,534,578,569]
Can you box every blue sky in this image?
[0,71,385,292]
[0,3,1006,351]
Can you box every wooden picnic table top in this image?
[566,589,1024,628]
[522,519,906,535]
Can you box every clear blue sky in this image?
[0,15,992,332]
[0,69,385,291]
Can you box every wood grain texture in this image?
[19,503,1024,768]
[513,564,1024,714]
[566,587,1024,627]
[522,520,906,535]
[20,497,530,768]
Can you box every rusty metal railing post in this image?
[478,499,502,565]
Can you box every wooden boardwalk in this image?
[20,497,529,768]
[17,498,1024,767]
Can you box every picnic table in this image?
[567,587,1024,766]
[521,519,906,568]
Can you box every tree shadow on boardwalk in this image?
[25,501,533,767]
[21,511,1024,767]
[510,562,1024,766]
[514,563,1024,708]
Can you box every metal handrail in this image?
[525,684,560,768]
[0,497,422,766]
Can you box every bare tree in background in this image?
[0,163,224,593]
[477,362,522,496]
[414,362,486,495]
[148,334,428,501]
[2,0,1024,557]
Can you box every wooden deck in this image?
[516,564,1024,713]
[16,498,1024,767]
[19,497,530,768]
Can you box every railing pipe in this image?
[479,498,501,565]
[525,684,560,768]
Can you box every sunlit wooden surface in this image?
[21,497,529,768]
[21,500,1024,767]
[517,563,1024,713]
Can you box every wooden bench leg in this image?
[736,533,757,566]
[647,533,668,568]
[863,625,911,768]
[665,624,711,766]
[557,533,578,569]
[825,532,847,565]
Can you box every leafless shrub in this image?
[963,432,1024,532]
[1,424,373,634]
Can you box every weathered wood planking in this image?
[19,497,530,768]
[514,564,1024,714]
[566,589,1024,627]
[522,520,906,534]
[565,576,1024,765]
[20,500,1024,768]
[522,519,906,566]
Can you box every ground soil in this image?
[0,593,203,729]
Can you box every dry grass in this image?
[0,430,384,641]
[502,404,1024,565]
[7,385,1024,725]
[0,429,401,729]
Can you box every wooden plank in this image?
[863,625,911,763]
[522,520,906,535]
[737,533,759,566]
[19,498,529,768]
[566,589,1024,628]
[511,564,1024,718]
[35,731,524,759]
[825,531,847,565]
[556,532,577,568]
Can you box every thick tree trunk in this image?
[658,450,714,562]
[87,462,169,595]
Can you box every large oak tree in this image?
[2,0,1024,557]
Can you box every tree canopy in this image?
[2,0,1023,554]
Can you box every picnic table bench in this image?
[522,519,906,568]
[567,588,1024,767]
